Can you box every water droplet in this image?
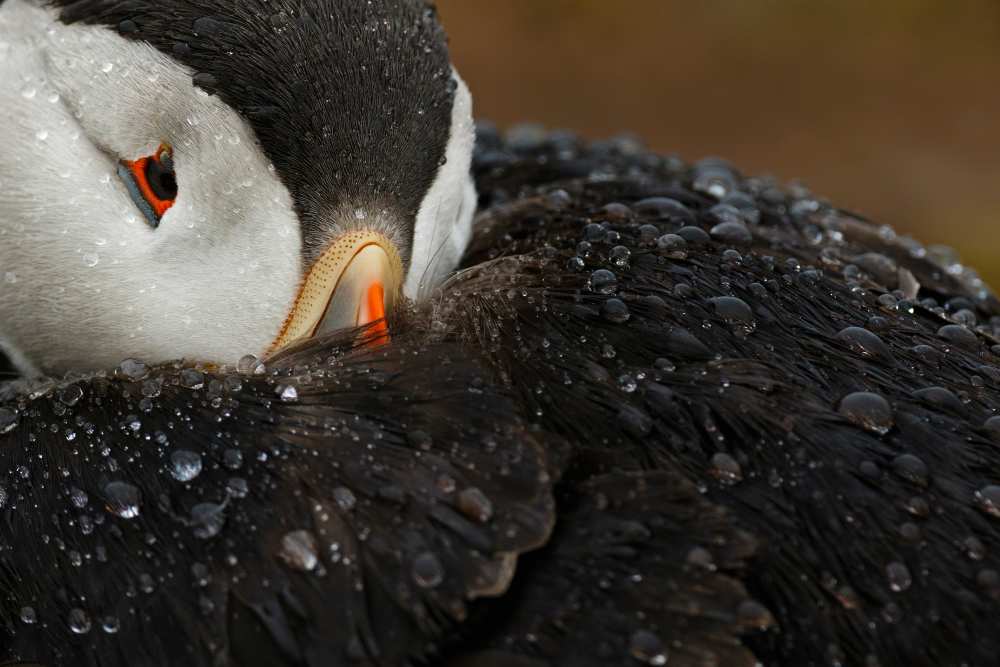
[101,616,120,634]
[618,374,638,393]
[964,536,987,560]
[677,225,710,245]
[191,502,226,539]
[135,573,157,596]
[601,202,634,220]
[333,486,357,511]
[629,629,668,665]
[838,392,894,435]
[601,298,631,323]
[737,599,775,629]
[635,197,694,224]
[59,384,84,406]
[656,233,687,257]
[836,327,893,363]
[952,309,978,327]
[638,224,660,245]
[226,477,248,498]
[693,159,738,199]
[912,386,964,415]
[686,546,715,570]
[68,608,91,634]
[709,452,744,485]
[984,416,1000,440]
[237,354,266,375]
[886,561,912,592]
[125,415,142,432]
[938,324,979,350]
[589,269,618,295]
[975,486,1000,518]
[170,450,203,482]
[279,530,320,572]
[882,601,903,624]
[180,369,205,389]
[412,552,444,588]
[653,358,676,372]
[852,252,898,286]
[618,405,653,438]
[609,245,631,268]
[141,378,163,398]
[117,358,149,381]
[20,606,36,625]
[103,481,141,519]
[69,487,88,508]
[408,429,433,451]
[710,296,755,333]
[223,448,243,470]
[891,454,928,487]
[457,487,494,523]
[583,223,607,242]
[709,221,752,245]
[279,385,299,402]
[905,496,930,517]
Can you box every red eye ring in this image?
[118,143,177,227]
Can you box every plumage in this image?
[0,327,555,667]
[3,125,1000,666]
[455,127,1000,666]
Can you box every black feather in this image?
[0,325,553,666]
[451,127,1000,666]
[4,125,1000,666]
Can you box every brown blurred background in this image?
[437,0,1000,288]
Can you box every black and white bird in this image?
[0,0,475,375]
[3,2,1000,667]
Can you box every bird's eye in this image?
[117,144,177,228]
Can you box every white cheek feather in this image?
[404,72,477,300]
[0,0,302,374]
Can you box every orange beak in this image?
[267,230,403,355]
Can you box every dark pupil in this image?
[144,156,178,201]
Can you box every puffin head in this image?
[0,0,476,375]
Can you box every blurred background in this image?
[437,0,1000,288]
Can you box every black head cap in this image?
[51,0,456,260]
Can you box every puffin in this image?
[0,0,476,375]
[3,2,1000,667]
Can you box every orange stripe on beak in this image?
[362,282,390,343]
